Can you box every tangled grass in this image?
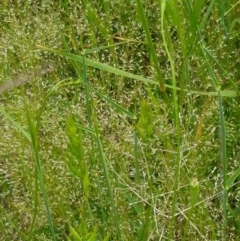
[1,0,240,240]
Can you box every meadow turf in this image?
[1,0,240,240]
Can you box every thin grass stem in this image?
[160,1,181,238]
[24,103,56,241]
[135,0,165,92]
[217,91,227,241]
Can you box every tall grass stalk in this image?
[160,0,189,104]
[135,0,165,92]
[160,1,181,238]
[24,101,56,241]
[82,50,123,240]
[193,1,232,236]
[216,0,231,35]
[197,21,228,240]
[218,91,227,241]
[94,125,123,240]
[81,0,119,70]
[82,52,93,127]
[0,104,56,240]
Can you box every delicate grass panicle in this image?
[1,0,240,240]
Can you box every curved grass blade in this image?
[1,106,56,240]
[0,108,31,141]
[24,103,56,241]
[37,46,238,98]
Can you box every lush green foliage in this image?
[1,0,240,240]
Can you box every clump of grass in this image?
[1,0,240,240]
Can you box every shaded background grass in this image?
[1,0,240,240]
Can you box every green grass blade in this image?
[24,103,56,241]
[38,45,158,85]
[91,86,136,120]
[82,55,93,127]
[215,0,231,34]
[69,225,82,241]
[134,129,140,183]
[160,1,181,238]
[202,46,238,91]
[1,108,39,240]
[74,123,96,136]
[0,108,31,141]
[93,122,123,240]
[198,0,215,32]
[83,40,132,55]
[163,0,187,57]
[188,90,237,97]
[38,46,238,98]
[217,90,227,241]
[0,106,56,240]
[82,0,119,64]
[135,0,165,91]
[199,41,220,90]
[190,0,204,36]
[226,166,240,190]
[81,49,123,239]
[184,0,204,45]
[0,206,28,240]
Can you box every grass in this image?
[1,0,240,240]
